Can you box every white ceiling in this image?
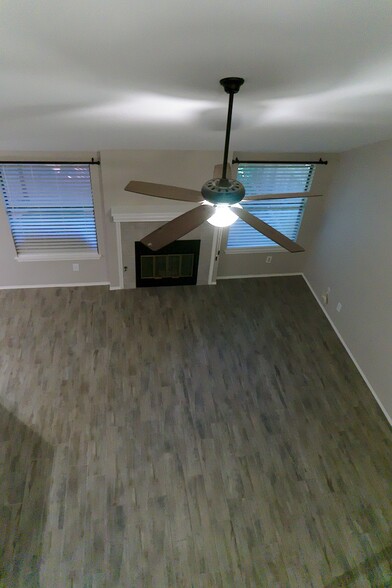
[1,0,392,152]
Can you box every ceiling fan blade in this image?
[243,192,322,201]
[213,163,232,179]
[141,205,215,251]
[232,207,304,253]
[125,181,203,203]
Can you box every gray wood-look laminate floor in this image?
[0,276,391,588]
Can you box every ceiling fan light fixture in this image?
[125,77,307,253]
[206,203,241,227]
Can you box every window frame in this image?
[223,163,314,254]
[0,162,102,262]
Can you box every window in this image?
[0,163,99,259]
[227,163,315,250]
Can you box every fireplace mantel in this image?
[111,206,191,223]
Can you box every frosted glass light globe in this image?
[206,203,241,227]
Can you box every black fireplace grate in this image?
[135,240,200,287]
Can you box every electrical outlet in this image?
[321,292,329,305]
[266,256,272,264]
[336,302,342,312]
[72,263,79,272]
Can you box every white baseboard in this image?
[216,272,302,280]
[0,282,110,290]
[302,274,391,426]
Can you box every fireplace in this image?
[135,240,200,287]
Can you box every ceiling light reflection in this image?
[76,92,217,123]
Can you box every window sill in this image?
[225,246,288,254]
[15,252,101,262]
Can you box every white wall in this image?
[304,139,392,422]
[0,152,108,288]
[217,152,339,278]
[0,148,338,291]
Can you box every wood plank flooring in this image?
[0,404,53,586]
[0,276,391,587]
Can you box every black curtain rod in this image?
[232,157,328,165]
[0,158,100,165]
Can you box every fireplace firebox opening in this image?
[135,240,200,287]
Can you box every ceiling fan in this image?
[125,78,321,252]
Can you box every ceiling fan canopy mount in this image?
[220,77,245,94]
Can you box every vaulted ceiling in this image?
[1,0,392,152]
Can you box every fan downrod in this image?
[201,77,246,204]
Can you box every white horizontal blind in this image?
[0,164,98,255]
[227,163,315,249]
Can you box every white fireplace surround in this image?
[111,207,181,223]
[111,207,219,289]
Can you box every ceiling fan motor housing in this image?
[201,178,245,205]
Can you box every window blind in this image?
[0,164,98,256]
[227,163,315,249]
